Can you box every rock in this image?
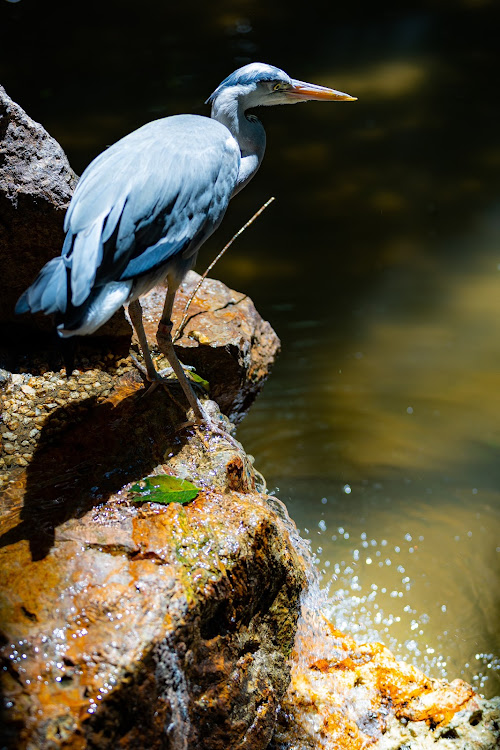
[0,86,131,352]
[0,285,288,750]
[0,256,287,750]
[0,271,278,511]
[0,488,306,749]
[0,364,250,544]
[0,85,131,359]
[137,271,281,423]
[270,600,500,749]
[0,85,74,334]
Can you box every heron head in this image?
[206,62,356,109]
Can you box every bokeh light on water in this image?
[2,0,499,696]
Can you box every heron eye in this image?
[273,83,284,91]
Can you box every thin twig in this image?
[173,196,275,342]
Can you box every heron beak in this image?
[287,79,357,101]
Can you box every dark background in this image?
[2,0,500,314]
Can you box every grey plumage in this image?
[16,62,355,422]
[17,116,240,336]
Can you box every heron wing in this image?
[64,115,240,305]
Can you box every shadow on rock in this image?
[0,373,189,560]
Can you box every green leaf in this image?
[130,474,200,505]
[188,371,210,392]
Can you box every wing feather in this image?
[63,115,240,303]
[70,214,106,306]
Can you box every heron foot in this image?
[130,354,240,449]
[178,410,242,452]
[130,354,204,396]
[131,354,239,446]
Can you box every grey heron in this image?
[16,62,356,426]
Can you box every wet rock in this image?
[0,307,290,749]
[0,489,306,749]
[137,271,281,423]
[270,612,500,749]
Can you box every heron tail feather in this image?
[15,257,68,316]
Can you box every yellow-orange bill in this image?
[288,79,357,101]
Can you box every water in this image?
[234,184,500,695]
[236,224,500,696]
[2,0,499,697]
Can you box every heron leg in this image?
[128,292,204,412]
[156,316,241,448]
[130,282,239,447]
[156,278,206,422]
[128,299,159,382]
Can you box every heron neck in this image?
[210,95,266,195]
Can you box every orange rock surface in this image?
[271,616,499,749]
[0,489,306,749]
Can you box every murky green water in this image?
[3,0,499,696]
[235,221,500,695]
